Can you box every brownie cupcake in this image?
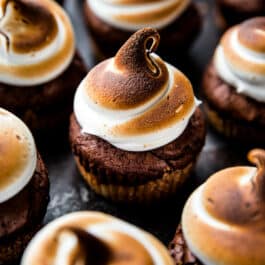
[70,28,206,203]
[0,108,49,265]
[217,0,265,26]
[169,148,265,265]
[0,0,86,134]
[202,17,265,144]
[84,0,202,58]
[22,211,174,264]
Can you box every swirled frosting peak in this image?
[182,149,265,265]
[0,0,75,86]
[74,28,199,151]
[87,0,190,31]
[214,17,265,102]
[0,108,36,203]
[21,211,174,265]
[87,28,169,110]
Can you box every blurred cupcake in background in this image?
[84,0,202,59]
[0,108,49,265]
[0,0,87,135]
[202,17,265,145]
[216,0,265,27]
[70,28,206,204]
[55,0,63,4]
[169,148,265,265]
[22,211,174,265]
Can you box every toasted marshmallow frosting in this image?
[182,149,265,265]
[214,17,265,102]
[0,108,36,203]
[22,211,174,265]
[74,28,199,151]
[87,0,190,31]
[0,0,74,86]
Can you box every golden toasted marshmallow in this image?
[0,0,74,86]
[86,28,169,110]
[214,17,265,102]
[87,0,191,31]
[74,28,199,151]
[182,149,265,265]
[0,108,36,203]
[221,17,265,77]
[21,211,174,265]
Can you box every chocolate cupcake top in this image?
[0,108,36,203]
[182,149,265,265]
[74,28,199,151]
[0,0,74,86]
[214,17,265,102]
[87,0,191,31]
[22,211,174,265]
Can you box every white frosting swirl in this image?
[21,211,174,265]
[74,28,199,152]
[74,58,199,151]
[0,0,75,86]
[214,18,265,102]
[0,108,37,203]
[87,0,190,31]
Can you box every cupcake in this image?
[84,0,202,58]
[0,0,86,133]
[0,108,49,265]
[169,148,265,265]
[70,28,206,203]
[217,0,265,26]
[22,211,174,265]
[202,17,265,144]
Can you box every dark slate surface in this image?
[41,0,253,246]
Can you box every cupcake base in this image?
[70,108,206,204]
[0,53,87,135]
[84,2,202,59]
[0,227,40,265]
[216,0,265,26]
[202,62,265,145]
[0,154,49,265]
[204,103,265,145]
[169,226,202,265]
[75,156,196,204]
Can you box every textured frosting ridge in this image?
[182,149,265,265]
[74,28,199,151]
[87,0,190,31]
[0,108,36,203]
[0,0,75,86]
[214,17,265,102]
[21,211,174,265]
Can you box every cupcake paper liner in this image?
[75,156,196,204]
[205,103,265,144]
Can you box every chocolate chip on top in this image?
[0,0,58,53]
[238,17,265,53]
[85,28,169,110]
